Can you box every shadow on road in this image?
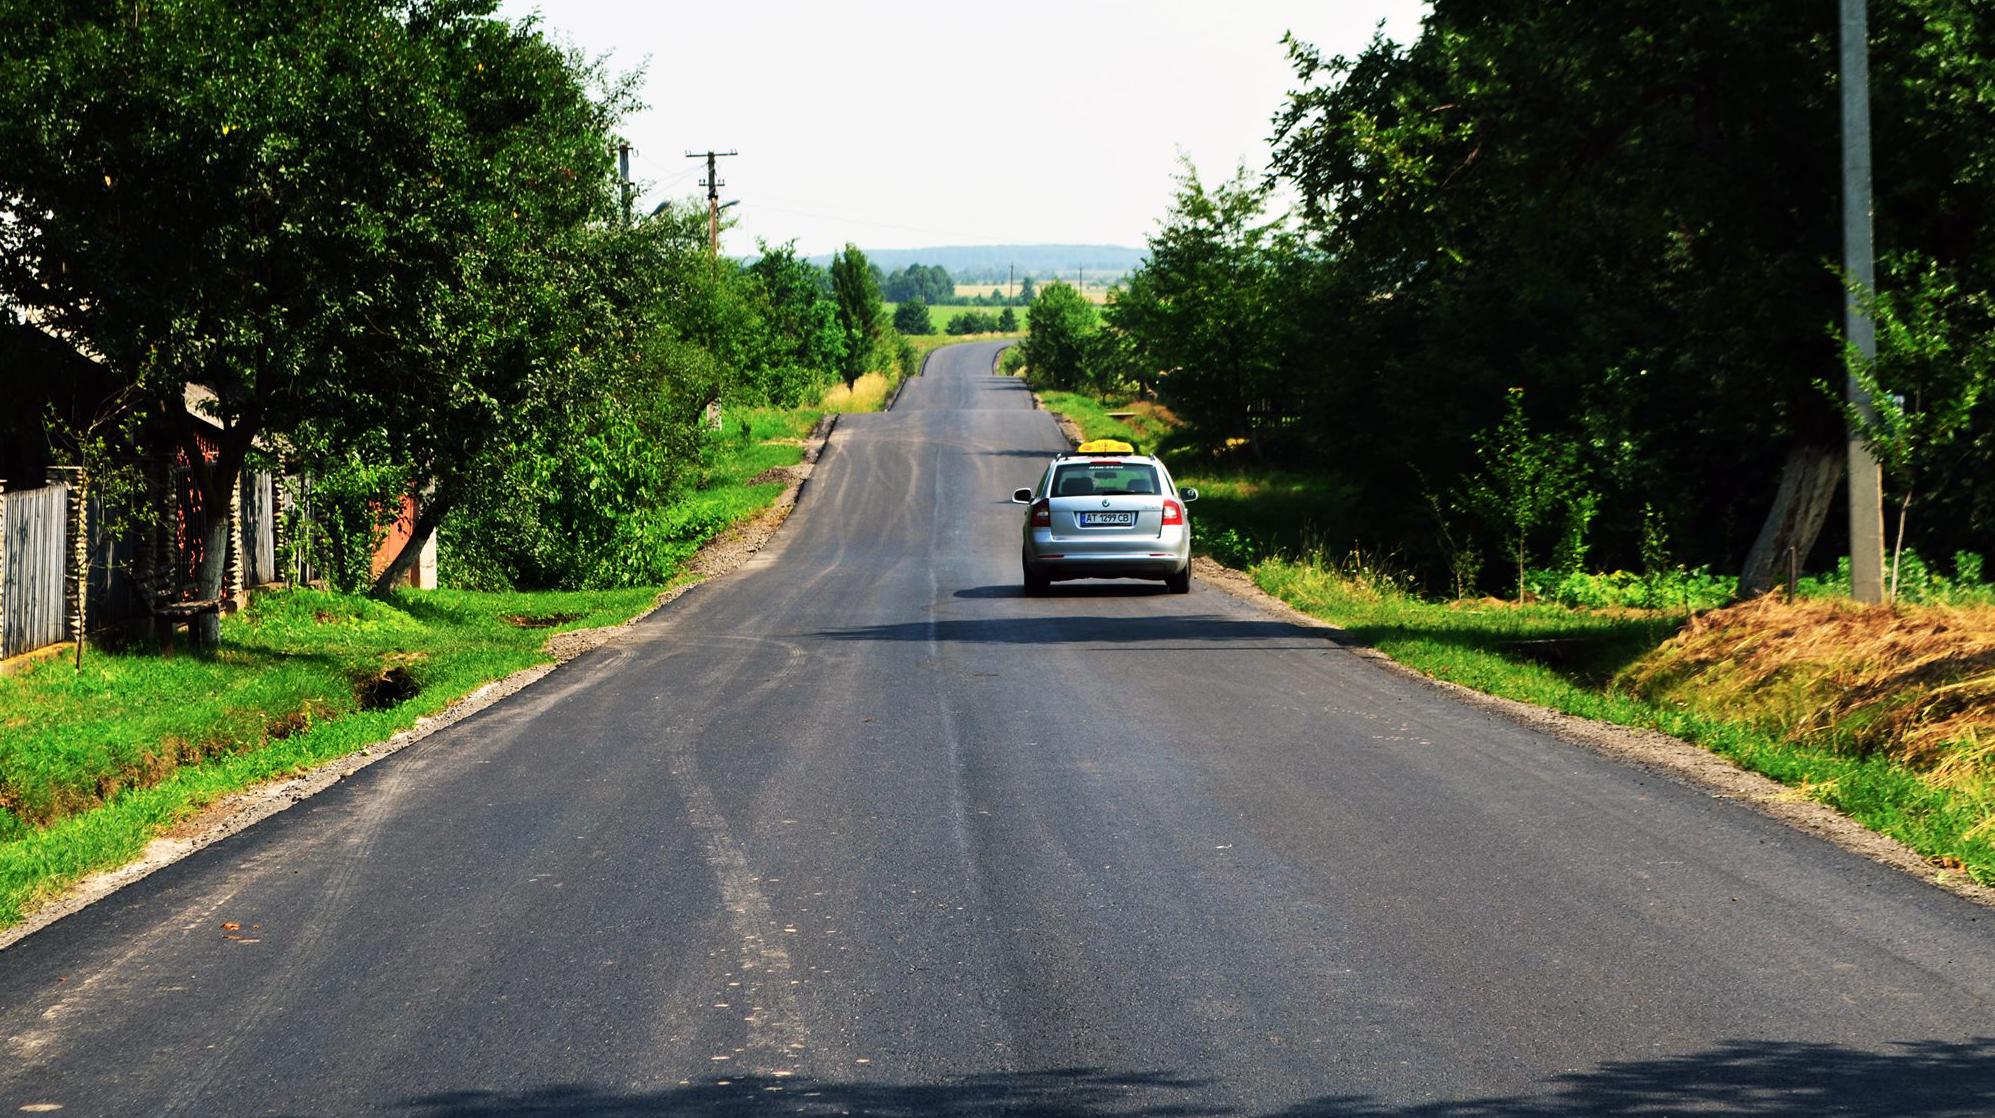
[982,447,1068,458]
[810,612,1336,647]
[953,583,1177,599]
[396,1039,1995,1116]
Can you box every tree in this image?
[829,244,884,387]
[1019,283,1097,389]
[1838,255,1995,600]
[921,263,956,304]
[1266,3,1857,583]
[1108,164,1300,458]
[882,263,953,305]
[945,310,998,336]
[1019,276,1038,304]
[748,241,846,378]
[894,300,934,335]
[0,0,517,638]
[996,307,1019,332]
[355,14,645,595]
[1463,389,1589,603]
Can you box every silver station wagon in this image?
[1011,440,1198,594]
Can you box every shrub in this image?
[893,300,932,335]
[1799,549,1995,606]
[946,310,999,335]
[1527,567,1735,611]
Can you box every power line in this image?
[725,195,1004,244]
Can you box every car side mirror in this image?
[1180,487,1199,502]
[1012,488,1034,504]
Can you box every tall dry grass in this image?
[819,371,891,414]
[1622,596,1995,825]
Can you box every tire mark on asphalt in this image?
[662,637,812,1077]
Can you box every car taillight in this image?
[1161,499,1183,526]
[1030,498,1051,527]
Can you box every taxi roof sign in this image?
[1075,438,1136,455]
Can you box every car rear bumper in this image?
[1023,548,1189,582]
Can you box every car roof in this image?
[1054,452,1164,465]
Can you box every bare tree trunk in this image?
[172,405,252,650]
[191,509,232,647]
[369,496,449,597]
[1738,441,1845,599]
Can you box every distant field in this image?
[952,282,1115,304]
[886,302,1029,335]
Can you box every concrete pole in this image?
[1841,0,1887,603]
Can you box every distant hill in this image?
[806,244,1145,284]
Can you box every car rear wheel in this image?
[1166,567,1191,594]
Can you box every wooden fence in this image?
[0,469,275,660]
[1,483,68,659]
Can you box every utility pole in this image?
[616,140,633,225]
[1008,263,1014,302]
[1841,0,1886,603]
[685,148,738,257]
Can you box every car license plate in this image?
[1079,511,1136,526]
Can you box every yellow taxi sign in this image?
[1076,438,1135,455]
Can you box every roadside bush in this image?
[1527,567,1735,611]
[893,300,933,335]
[287,449,407,594]
[442,334,714,590]
[742,362,830,410]
[1019,282,1097,389]
[1798,549,1995,606]
[1201,526,1261,569]
[946,310,999,335]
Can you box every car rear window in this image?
[1051,462,1162,497]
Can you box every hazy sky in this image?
[499,1,1430,258]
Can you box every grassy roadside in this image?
[1254,558,1993,885]
[902,329,1024,359]
[1031,389,1350,563]
[0,587,658,926]
[0,381,883,929]
[1033,388,1995,887]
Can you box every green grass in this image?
[0,395,856,930]
[1251,556,1995,887]
[886,302,1029,338]
[1032,390,1353,561]
[1032,389,1140,445]
[0,585,660,924]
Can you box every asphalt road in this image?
[3,341,1993,1117]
